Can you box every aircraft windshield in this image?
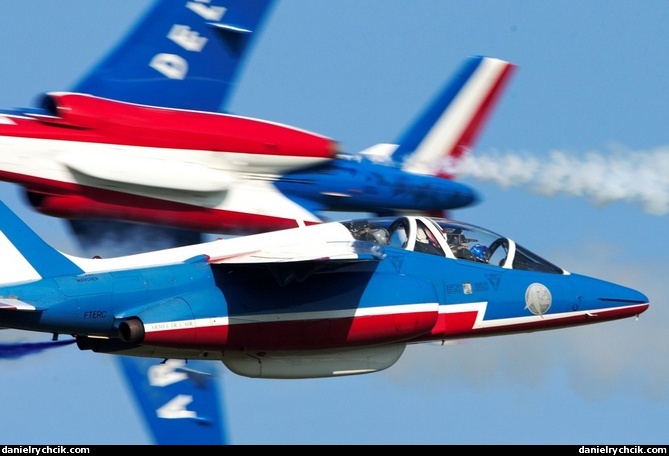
[343,216,565,274]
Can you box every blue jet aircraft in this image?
[0,200,649,379]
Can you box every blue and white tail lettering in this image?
[118,357,227,445]
[74,0,275,112]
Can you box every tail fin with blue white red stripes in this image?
[361,56,515,179]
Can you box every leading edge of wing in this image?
[72,0,276,112]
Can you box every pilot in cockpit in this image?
[446,228,490,263]
[352,221,389,245]
[469,244,490,264]
[447,229,470,258]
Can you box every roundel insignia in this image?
[524,283,552,315]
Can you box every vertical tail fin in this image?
[392,55,516,177]
[0,202,83,285]
[73,0,276,112]
[118,357,227,445]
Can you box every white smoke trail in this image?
[448,145,669,215]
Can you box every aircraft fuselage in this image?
[0,93,478,235]
[0,213,648,378]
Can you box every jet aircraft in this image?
[0,50,514,239]
[0,200,648,379]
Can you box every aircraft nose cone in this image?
[576,274,649,321]
[600,285,649,317]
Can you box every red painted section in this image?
[412,303,648,343]
[142,310,439,351]
[143,304,650,350]
[429,311,479,337]
[0,93,338,159]
[30,191,314,233]
[144,304,648,351]
[0,166,318,233]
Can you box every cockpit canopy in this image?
[343,215,565,274]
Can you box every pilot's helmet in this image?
[470,244,490,263]
[370,228,389,244]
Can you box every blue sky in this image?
[1,0,668,445]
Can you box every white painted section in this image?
[0,298,37,310]
[0,232,41,285]
[66,219,357,271]
[142,302,439,335]
[0,134,328,220]
[402,58,511,175]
